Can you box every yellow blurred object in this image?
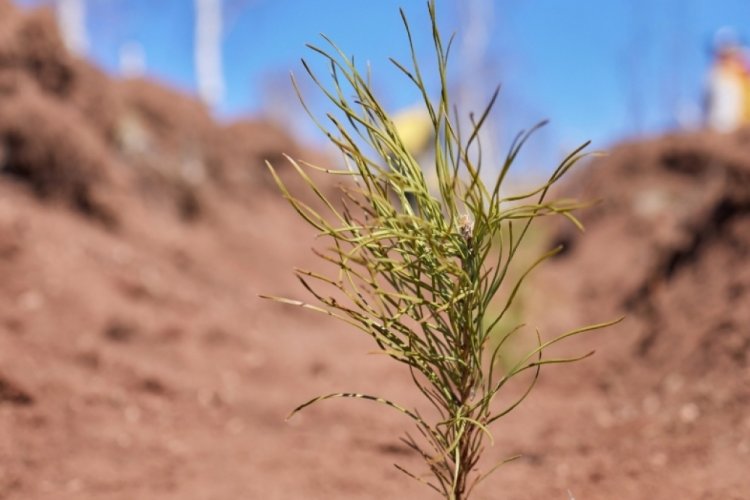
[392,106,433,156]
[743,68,750,122]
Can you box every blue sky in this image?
[15,0,750,165]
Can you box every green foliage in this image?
[263,2,620,499]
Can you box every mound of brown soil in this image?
[0,4,374,500]
[0,2,309,226]
[514,130,750,499]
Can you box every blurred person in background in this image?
[705,27,750,132]
[392,105,433,164]
[391,105,434,208]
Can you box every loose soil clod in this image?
[0,374,33,405]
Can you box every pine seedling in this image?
[263,2,620,499]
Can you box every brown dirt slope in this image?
[516,130,750,499]
[0,3,394,500]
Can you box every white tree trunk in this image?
[195,0,224,107]
[459,0,498,175]
[56,0,88,55]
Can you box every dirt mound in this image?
[516,130,750,498]
[547,130,750,375]
[0,4,74,95]
[0,2,309,226]
[0,5,361,499]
